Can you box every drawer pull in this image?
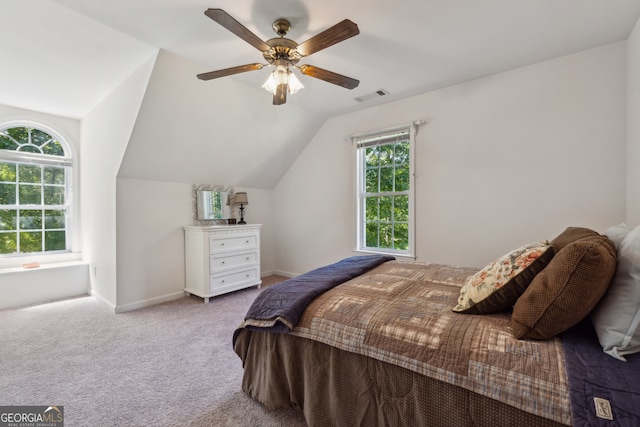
[221,261,225,265]
[246,274,250,278]
[221,280,225,284]
[246,240,250,244]
[220,243,225,246]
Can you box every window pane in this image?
[395,165,410,192]
[394,195,408,221]
[44,186,65,205]
[379,196,392,222]
[365,222,378,247]
[0,135,16,150]
[365,196,378,221]
[6,127,28,144]
[0,232,17,254]
[1,210,17,230]
[45,210,65,229]
[0,163,17,182]
[19,184,41,204]
[365,167,378,193]
[20,231,42,253]
[45,231,66,251]
[395,142,409,165]
[394,224,409,250]
[20,210,42,230]
[42,141,65,156]
[365,147,379,168]
[378,145,394,166]
[379,223,393,249]
[31,129,49,147]
[43,167,65,185]
[19,146,41,154]
[18,165,41,183]
[0,183,16,204]
[379,166,393,192]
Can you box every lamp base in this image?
[238,204,246,224]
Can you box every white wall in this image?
[117,50,321,189]
[627,17,640,225]
[115,178,275,311]
[115,178,191,311]
[81,52,157,309]
[273,42,628,275]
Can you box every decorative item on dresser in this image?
[234,192,249,224]
[183,224,262,302]
[191,184,235,225]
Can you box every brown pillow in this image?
[550,226,600,251]
[511,234,616,340]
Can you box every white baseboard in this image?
[114,291,185,313]
[272,270,297,278]
[90,290,116,311]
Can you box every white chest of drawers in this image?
[183,224,262,302]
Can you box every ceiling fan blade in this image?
[296,19,359,57]
[273,84,288,105]
[204,9,270,52]
[197,63,264,81]
[299,65,359,89]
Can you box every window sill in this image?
[0,260,88,275]
[0,252,83,272]
[353,249,416,261]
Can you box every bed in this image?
[233,227,640,426]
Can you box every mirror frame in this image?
[191,184,235,225]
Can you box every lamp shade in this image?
[234,192,248,205]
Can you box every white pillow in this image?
[602,223,633,248]
[592,224,640,361]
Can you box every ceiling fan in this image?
[197,9,360,105]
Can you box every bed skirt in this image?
[234,329,566,427]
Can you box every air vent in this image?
[355,89,389,102]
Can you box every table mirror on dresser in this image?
[192,184,235,225]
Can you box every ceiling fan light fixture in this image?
[262,65,304,95]
[261,71,278,94]
[287,70,304,94]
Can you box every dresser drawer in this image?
[210,251,257,273]
[210,268,258,291]
[209,234,257,253]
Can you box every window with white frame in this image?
[0,125,72,257]
[355,125,415,257]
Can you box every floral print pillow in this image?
[452,241,555,314]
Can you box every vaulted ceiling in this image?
[2,1,640,187]
[4,0,640,119]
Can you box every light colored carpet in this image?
[0,276,307,427]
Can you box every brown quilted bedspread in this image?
[290,261,571,425]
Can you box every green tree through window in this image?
[0,125,71,256]
[356,126,414,256]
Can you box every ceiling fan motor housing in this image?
[272,18,291,36]
[263,38,301,65]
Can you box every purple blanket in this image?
[562,319,640,426]
[233,255,394,344]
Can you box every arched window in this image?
[0,124,73,256]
